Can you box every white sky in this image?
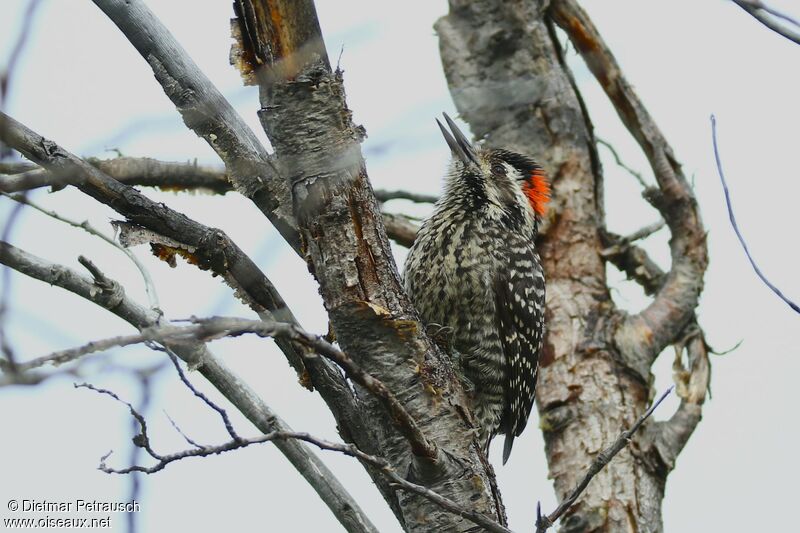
[1,1,799,532]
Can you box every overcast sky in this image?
[1,1,799,532]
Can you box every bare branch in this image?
[642,331,710,473]
[88,157,228,194]
[77,382,164,460]
[381,212,420,248]
[600,220,667,295]
[84,379,509,533]
[552,0,708,365]
[374,189,438,204]
[0,131,374,527]
[596,137,647,188]
[0,241,151,337]
[160,345,241,443]
[164,411,208,450]
[733,0,800,45]
[0,161,35,174]
[601,220,666,258]
[22,315,437,460]
[0,155,409,199]
[4,192,160,310]
[0,167,68,193]
[14,321,202,373]
[601,232,666,297]
[535,387,674,533]
[0,158,232,195]
[711,115,799,314]
[620,219,666,244]
[0,111,361,433]
[90,0,300,250]
[0,242,378,533]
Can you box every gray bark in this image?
[0,241,378,533]
[230,1,507,530]
[436,1,708,531]
[0,1,713,530]
[91,0,300,251]
[0,157,230,194]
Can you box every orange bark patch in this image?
[150,243,202,269]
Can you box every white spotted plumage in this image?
[403,116,547,464]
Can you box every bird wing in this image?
[495,265,544,464]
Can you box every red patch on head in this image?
[522,167,550,217]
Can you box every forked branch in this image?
[84,375,509,533]
[23,315,436,459]
[551,0,708,365]
[91,0,300,250]
[0,241,377,533]
[535,387,673,532]
[0,111,361,431]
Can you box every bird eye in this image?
[491,163,506,175]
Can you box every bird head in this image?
[436,113,550,226]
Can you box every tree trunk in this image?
[436,1,707,530]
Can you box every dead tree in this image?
[0,1,711,531]
[435,2,708,530]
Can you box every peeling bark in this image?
[436,1,708,531]
[0,1,713,530]
[230,2,508,530]
[92,0,301,251]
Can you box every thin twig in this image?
[164,411,208,450]
[707,338,743,356]
[600,219,666,263]
[0,241,378,533]
[596,137,647,188]
[18,331,159,371]
[89,379,667,533]
[710,115,799,314]
[76,382,164,460]
[623,219,666,243]
[85,378,509,533]
[23,316,437,459]
[3,192,160,310]
[535,387,674,532]
[159,344,241,442]
[552,0,708,363]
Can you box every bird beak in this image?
[436,112,479,168]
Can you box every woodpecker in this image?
[403,113,549,464]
